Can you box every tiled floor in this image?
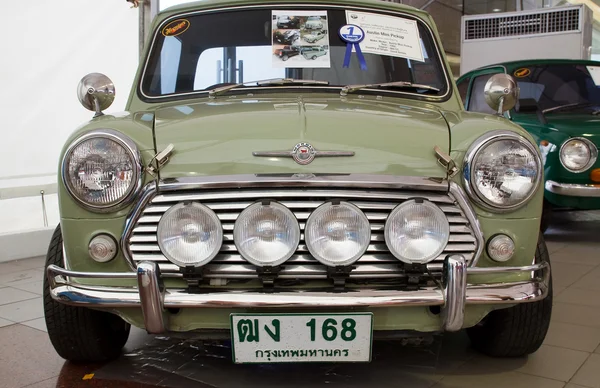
[0,210,599,387]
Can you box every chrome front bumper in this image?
[545,180,600,197]
[46,255,549,335]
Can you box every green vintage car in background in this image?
[458,60,600,231]
[44,0,552,364]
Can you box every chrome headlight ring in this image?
[61,128,143,213]
[463,130,542,213]
[559,137,598,173]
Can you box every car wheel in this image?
[311,55,317,60]
[44,224,131,362]
[282,55,289,61]
[466,234,552,357]
[540,199,553,233]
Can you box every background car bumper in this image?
[546,180,600,197]
[46,255,549,335]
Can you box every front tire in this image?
[467,234,552,357]
[44,225,131,362]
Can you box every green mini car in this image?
[44,0,551,364]
[458,60,600,231]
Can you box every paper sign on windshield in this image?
[345,11,424,62]
[272,10,331,68]
[587,66,600,86]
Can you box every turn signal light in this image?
[591,169,600,183]
[88,234,117,263]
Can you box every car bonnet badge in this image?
[253,143,355,165]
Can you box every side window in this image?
[468,74,497,114]
[456,77,470,107]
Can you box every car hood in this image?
[152,95,450,180]
[544,113,600,144]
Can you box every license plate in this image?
[230,313,373,363]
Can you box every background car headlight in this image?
[305,202,371,267]
[62,129,141,211]
[158,202,222,267]
[560,137,598,173]
[464,131,541,211]
[385,199,449,264]
[234,202,300,267]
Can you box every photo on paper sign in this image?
[272,10,330,68]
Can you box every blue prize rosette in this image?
[338,24,367,71]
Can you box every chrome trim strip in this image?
[559,137,598,173]
[61,129,144,213]
[449,182,484,267]
[462,130,543,213]
[158,174,449,192]
[252,150,356,158]
[137,4,451,102]
[46,260,549,310]
[442,255,467,332]
[545,180,600,197]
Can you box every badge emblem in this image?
[514,68,531,78]
[253,143,355,165]
[292,142,316,165]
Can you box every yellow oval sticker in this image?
[514,68,531,78]
[162,19,190,37]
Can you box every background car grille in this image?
[126,187,478,281]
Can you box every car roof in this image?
[157,0,423,19]
[463,58,600,75]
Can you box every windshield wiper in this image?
[340,81,440,96]
[208,78,329,98]
[542,102,596,114]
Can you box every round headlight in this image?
[560,137,598,173]
[464,131,541,212]
[234,202,300,267]
[305,202,371,267]
[62,129,141,211]
[157,202,223,267]
[385,199,449,264]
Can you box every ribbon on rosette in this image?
[338,24,367,71]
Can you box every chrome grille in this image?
[126,186,478,280]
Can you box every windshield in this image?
[514,64,600,112]
[140,6,449,100]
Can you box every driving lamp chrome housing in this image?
[384,199,450,264]
[157,202,223,267]
[463,130,542,212]
[61,129,142,212]
[305,201,371,267]
[559,137,598,173]
[234,201,300,267]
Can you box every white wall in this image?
[0,0,139,181]
[0,1,139,261]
